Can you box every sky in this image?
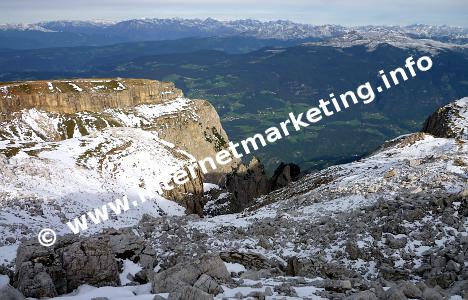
[1,0,467,27]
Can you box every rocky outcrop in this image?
[149,99,238,183]
[0,79,182,117]
[269,162,301,190]
[152,253,230,294]
[222,159,301,213]
[14,236,120,298]
[13,230,155,298]
[225,157,270,212]
[422,97,467,139]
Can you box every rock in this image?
[385,234,407,249]
[345,241,361,260]
[274,283,298,297]
[287,257,359,279]
[226,157,270,212]
[152,254,230,293]
[343,290,378,300]
[14,235,120,298]
[15,265,59,298]
[0,285,26,300]
[317,279,352,292]
[383,286,408,300]
[422,99,468,139]
[269,162,300,190]
[264,287,273,296]
[193,274,223,295]
[380,263,410,281]
[398,281,422,298]
[60,237,120,291]
[220,251,271,270]
[0,79,182,117]
[240,270,271,281]
[446,260,461,273]
[408,159,422,167]
[384,169,397,179]
[257,237,272,250]
[134,270,149,284]
[447,280,468,299]
[247,291,266,300]
[421,288,444,300]
[168,286,214,300]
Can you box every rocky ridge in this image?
[0,79,182,117]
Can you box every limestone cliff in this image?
[0,79,238,183]
[0,78,239,221]
[0,79,182,117]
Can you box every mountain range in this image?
[1,18,467,49]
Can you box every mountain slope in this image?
[8,97,467,300]
[141,97,468,298]
[0,79,240,267]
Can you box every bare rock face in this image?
[422,97,467,139]
[0,79,182,117]
[14,236,120,298]
[152,99,238,184]
[13,230,154,299]
[168,286,214,300]
[223,159,300,212]
[152,254,230,294]
[225,157,270,212]
[269,162,301,190]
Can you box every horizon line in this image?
[1,17,467,29]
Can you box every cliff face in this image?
[0,79,182,117]
[0,78,238,231]
[422,97,468,139]
[0,79,238,182]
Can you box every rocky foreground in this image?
[0,83,466,299]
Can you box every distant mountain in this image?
[0,18,466,49]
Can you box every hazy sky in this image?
[1,0,467,26]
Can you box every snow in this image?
[134,98,194,120]
[294,286,327,299]
[120,260,143,285]
[68,83,83,92]
[114,82,126,91]
[45,284,154,300]
[224,262,246,273]
[0,244,19,265]
[204,183,220,192]
[0,275,9,288]
[0,127,192,252]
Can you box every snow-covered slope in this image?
[306,30,468,53]
[135,98,467,299]
[0,127,191,244]
[0,95,212,266]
